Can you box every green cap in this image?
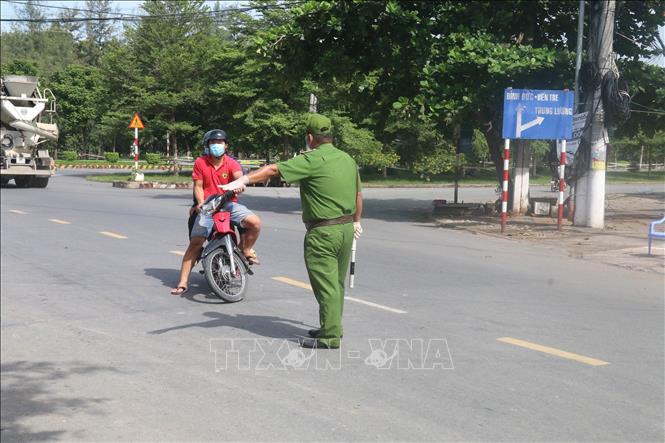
[305,113,332,136]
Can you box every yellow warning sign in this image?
[128,112,144,129]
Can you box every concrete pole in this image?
[309,93,318,113]
[574,0,615,229]
[573,0,586,114]
[512,140,530,214]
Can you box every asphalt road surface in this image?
[1,171,663,442]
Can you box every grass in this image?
[360,168,553,186]
[606,170,665,183]
[86,168,665,186]
[86,171,192,183]
[58,159,142,165]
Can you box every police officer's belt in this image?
[305,215,354,231]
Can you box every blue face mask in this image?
[209,143,226,157]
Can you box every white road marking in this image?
[9,209,27,214]
[273,276,407,314]
[48,218,71,225]
[99,231,128,239]
[170,250,186,256]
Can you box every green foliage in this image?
[2,0,662,180]
[145,153,162,164]
[331,114,398,169]
[104,151,120,163]
[0,59,39,76]
[60,150,77,161]
[411,143,457,180]
[467,129,490,164]
[49,65,106,152]
[612,130,665,163]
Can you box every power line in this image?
[0,1,306,23]
[631,100,665,113]
[4,0,143,17]
[629,109,665,115]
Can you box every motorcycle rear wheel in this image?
[203,248,247,302]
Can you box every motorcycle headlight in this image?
[200,196,220,216]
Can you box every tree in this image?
[255,0,664,182]
[119,0,217,156]
[49,65,106,153]
[81,0,117,66]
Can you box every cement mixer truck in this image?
[1,75,58,188]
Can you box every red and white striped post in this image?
[501,138,510,233]
[133,127,139,170]
[557,139,567,230]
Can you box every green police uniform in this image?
[277,114,361,348]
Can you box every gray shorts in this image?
[190,202,255,239]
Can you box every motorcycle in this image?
[198,190,253,302]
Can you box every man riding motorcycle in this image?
[171,129,261,296]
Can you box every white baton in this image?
[349,239,357,289]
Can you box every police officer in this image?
[222,113,363,349]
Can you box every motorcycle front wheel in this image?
[203,248,248,302]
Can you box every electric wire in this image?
[1,1,307,23]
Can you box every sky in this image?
[0,1,243,27]
[0,0,663,67]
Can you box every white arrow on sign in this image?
[515,104,545,138]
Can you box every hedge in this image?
[104,152,120,163]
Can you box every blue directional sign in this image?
[502,89,574,140]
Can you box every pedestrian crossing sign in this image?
[128,113,145,129]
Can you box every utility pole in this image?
[569,0,585,221]
[573,0,586,113]
[309,93,318,113]
[574,0,615,228]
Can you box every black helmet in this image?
[203,129,228,147]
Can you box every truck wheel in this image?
[32,177,49,188]
[15,176,33,188]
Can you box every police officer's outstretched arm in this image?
[220,164,281,191]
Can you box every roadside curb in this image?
[58,164,179,170]
[112,181,192,189]
[362,183,495,188]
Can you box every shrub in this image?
[104,152,120,163]
[60,150,77,161]
[145,153,161,164]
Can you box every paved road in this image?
[1,171,663,442]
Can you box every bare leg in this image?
[172,237,205,293]
[240,214,261,258]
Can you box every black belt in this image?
[305,214,354,231]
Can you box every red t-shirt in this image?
[192,155,242,201]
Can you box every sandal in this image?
[170,285,188,296]
[245,249,260,265]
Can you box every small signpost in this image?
[455,126,473,204]
[501,89,574,232]
[128,112,145,182]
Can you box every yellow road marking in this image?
[272,276,407,314]
[99,231,127,239]
[497,337,609,366]
[170,250,185,256]
[9,209,27,214]
[273,276,312,290]
[48,218,71,225]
